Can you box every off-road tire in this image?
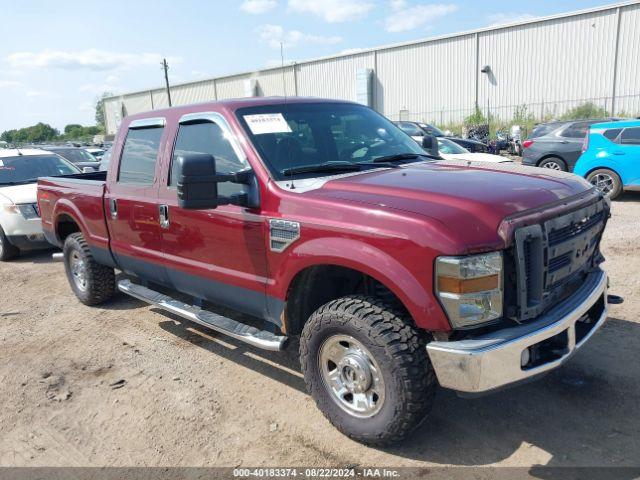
[0,226,19,261]
[300,295,437,446]
[538,156,567,171]
[586,168,623,200]
[63,233,115,305]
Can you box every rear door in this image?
[105,118,169,283]
[156,112,269,318]
[619,127,640,186]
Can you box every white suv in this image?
[0,148,80,261]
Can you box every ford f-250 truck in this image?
[38,97,618,445]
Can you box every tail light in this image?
[522,139,534,149]
[581,134,590,153]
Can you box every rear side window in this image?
[529,124,555,139]
[620,127,640,145]
[118,127,163,185]
[170,121,247,196]
[397,122,423,136]
[561,122,592,139]
[603,129,622,141]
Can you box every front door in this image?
[105,118,169,285]
[157,112,269,319]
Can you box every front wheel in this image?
[63,233,116,305]
[300,296,437,446]
[0,226,19,262]
[587,168,622,200]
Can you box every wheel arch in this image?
[276,237,449,335]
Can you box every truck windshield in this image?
[0,155,79,186]
[236,103,426,180]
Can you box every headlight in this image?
[2,204,19,215]
[435,251,503,329]
[17,204,39,219]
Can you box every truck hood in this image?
[0,183,37,205]
[307,161,593,249]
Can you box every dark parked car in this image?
[522,118,620,171]
[395,121,488,153]
[44,146,101,172]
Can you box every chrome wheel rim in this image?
[542,161,562,170]
[590,173,615,195]
[319,335,385,418]
[69,251,88,292]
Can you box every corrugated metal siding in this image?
[103,2,640,134]
[296,53,375,101]
[616,3,640,114]
[478,9,618,120]
[376,35,476,123]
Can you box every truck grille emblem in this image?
[269,219,300,252]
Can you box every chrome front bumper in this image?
[426,270,608,393]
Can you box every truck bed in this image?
[37,171,111,251]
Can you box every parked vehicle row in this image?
[34,97,618,446]
[0,148,80,260]
[394,121,489,153]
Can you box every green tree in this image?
[560,102,608,120]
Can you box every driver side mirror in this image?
[422,134,441,158]
[176,153,252,210]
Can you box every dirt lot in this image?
[0,193,639,469]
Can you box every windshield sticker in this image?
[0,160,3,166]
[244,113,292,135]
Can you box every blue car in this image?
[574,120,640,199]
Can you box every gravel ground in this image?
[0,192,638,469]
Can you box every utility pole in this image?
[161,58,172,107]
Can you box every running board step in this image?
[117,279,287,351]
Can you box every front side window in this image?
[620,127,640,145]
[236,102,425,180]
[0,155,79,186]
[118,127,163,185]
[170,121,247,196]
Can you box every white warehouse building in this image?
[103,1,640,135]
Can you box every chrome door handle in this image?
[159,204,170,229]
[109,198,118,219]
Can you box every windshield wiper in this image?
[373,153,437,163]
[282,162,362,176]
[0,179,37,186]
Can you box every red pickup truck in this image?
[38,97,616,445]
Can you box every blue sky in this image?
[0,0,615,133]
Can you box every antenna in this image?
[281,42,295,190]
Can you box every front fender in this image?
[271,236,450,331]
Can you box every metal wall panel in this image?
[615,3,640,114]
[170,79,218,106]
[296,53,375,101]
[376,35,476,123]
[103,2,640,134]
[478,9,618,120]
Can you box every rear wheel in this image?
[300,296,437,446]
[539,157,567,171]
[0,226,19,262]
[63,232,115,305]
[587,168,622,200]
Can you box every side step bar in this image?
[117,279,288,351]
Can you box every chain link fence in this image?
[393,94,640,137]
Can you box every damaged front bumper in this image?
[426,269,609,393]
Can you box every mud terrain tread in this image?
[300,295,436,446]
[64,233,115,305]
